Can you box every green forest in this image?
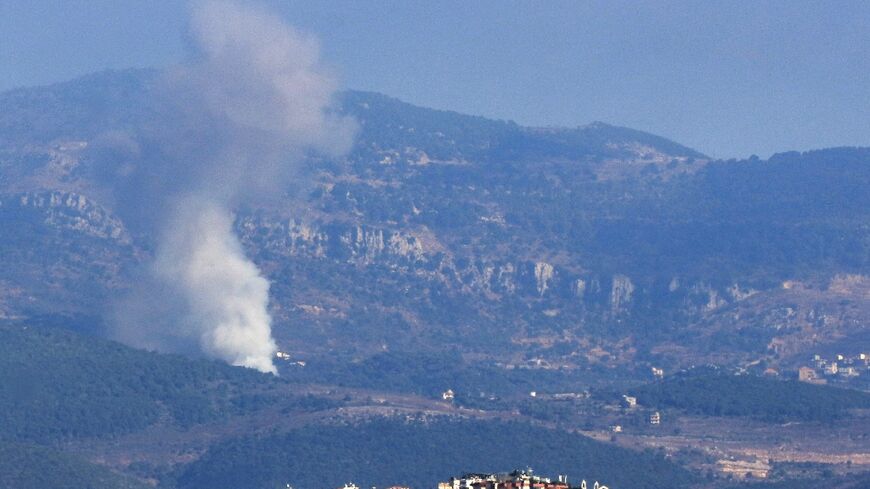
[0,322,279,442]
[627,370,870,422]
[175,418,696,489]
[0,442,148,489]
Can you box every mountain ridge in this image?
[0,68,867,375]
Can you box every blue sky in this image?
[1,0,868,158]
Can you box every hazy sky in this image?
[1,0,868,158]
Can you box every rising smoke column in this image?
[109,0,354,373]
[153,198,278,373]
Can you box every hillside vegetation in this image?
[0,442,149,489]
[0,322,278,442]
[176,418,696,489]
[627,370,870,422]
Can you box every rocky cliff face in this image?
[234,210,844,367]
[4,191,129,243]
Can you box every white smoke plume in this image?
[108,0,354,373]
[154,198,277,373]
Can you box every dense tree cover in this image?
[694,148,870,222]
[0,322,278,442]
[340,91,702,165]
[627,370,870,422]
[0,442,149,489]
[655,147,870,278]
[282,350,586,402]
[175,418,696,489]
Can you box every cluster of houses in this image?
[438,469,607,489]
[798,352,867,384]
[314,470,609,489]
